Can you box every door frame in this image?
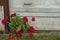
[0,0,9,33]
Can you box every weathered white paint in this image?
[9,0,60,8]
[0,6,5,31]
[14,13,60,30]
[9,0,60,30]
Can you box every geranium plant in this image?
[9,13,30,33]
[1,13,36,40]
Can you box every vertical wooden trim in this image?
[0,0,4,5]
[4,0,10,33]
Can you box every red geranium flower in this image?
[2,19,7,24]
[31,17,35,21]
[29,33,33,38]
[29,26,35,33]
[16,34,22,38]
[10,13,16,18]
[8,34,14,39]
[23,16,28,23]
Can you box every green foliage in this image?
[0,33,60,40]
[9,16,29,33]
[9,16,23,28]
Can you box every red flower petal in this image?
[23,16,28,23]
[31,17,35,21]
[13,13,16,16]
[10,13,16,18]
[8,34,14,39]
[29,33,33,38]
[1,19,7,24]
[16,34,22,38]
[29,26,35,33]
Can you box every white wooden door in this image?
[9,0,60,30]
